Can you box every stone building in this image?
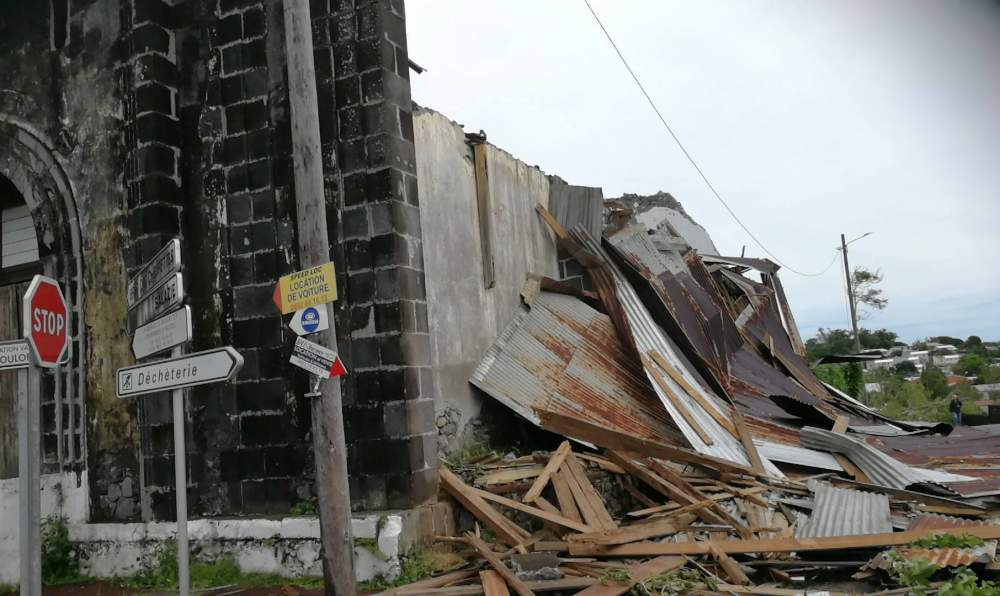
[0,0,713,582]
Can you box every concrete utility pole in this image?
[283,1,356,593]
[840,233,861,354]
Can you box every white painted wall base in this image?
[71,514,404,582]
[0,470,89,585]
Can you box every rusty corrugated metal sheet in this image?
[470,290,686,446]
[796,482,892,538]
[865,514,998,570]
[570,227,783,474]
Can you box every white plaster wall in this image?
[414,108,559,449]
[0,470,89,585]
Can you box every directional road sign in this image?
[128,272,184,331]
[289,305,328,336]
[23,275,70,368]
[0,340,30,370]
[127,238,181,307]
[289,336,346,379]
[132,306,193,360]
[116,346,244,399]
[272,262,337,315]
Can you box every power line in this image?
[582,0,838,278]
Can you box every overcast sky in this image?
[406,1,1000,343]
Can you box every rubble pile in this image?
[376,207,1000,595]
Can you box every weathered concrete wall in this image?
[413,108,559,452]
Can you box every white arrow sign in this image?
[128,272,184,331]
[116,346,244,398]
[289,305,329,336]
[0,339,30,370]
[127,238,181,307]
[132,306,193,360]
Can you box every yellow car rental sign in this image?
[272,262,338,314]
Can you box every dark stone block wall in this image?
[98,0,437,520]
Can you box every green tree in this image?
[844,362,863,398]
[954,353,988,378]
[867,370,949,423]
[814,364,850,394]
[893,360,918,376]
[806,328,855,361]
[859,328,898,349]
[921,365,950,399]
[931,336,963,347]
[852,267,888,319]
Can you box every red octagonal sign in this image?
[23,275,70,368]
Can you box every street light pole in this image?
[840,233,861,354]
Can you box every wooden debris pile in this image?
[374,441,1000,596]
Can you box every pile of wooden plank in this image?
[373,441,1000,596]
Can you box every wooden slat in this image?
[574,556,687,596]
[534,204,568,241]
[576,452,626,474]
[537,410,751,475]
[397,577,595,596]
[831,415,850,434]
[439,467,525,548]
[648,350,740,438]
[567,513,695,546]
[533,496,569,536]
[464,533,534,596]
[642,354,714,445]
[478,466,545,486]
[563,452,616,530]
[373,570,479,596]
[551,469,583,523]
[473,487,596,533]
[523,441,571,503]
[708,542,750,585]
[568,524,1000,556]
[479,570,510,596]
[648,459,753,540]
[731,410,765,475]
[833,454,870,483]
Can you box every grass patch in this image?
[630,568,717,596]
[358,550,435,592]
[911,533,986,550]
[599,568,632,585]
[0,584,16,595]
[440,440,492,470]
[124,546,321,590]
[42,516,82,585]
[355,537,389,561]
[290,497,318,516]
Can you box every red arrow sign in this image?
[23,275,70,368]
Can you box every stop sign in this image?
[23,275,70,368]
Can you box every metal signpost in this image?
[118,239,242,596]
[18,276,71,596]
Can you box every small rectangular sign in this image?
[127,239,181,307]
[132,306,193,360]
[290,336,346,379]
[0,339,30,370]
[117,346,244,398]
[272,262,337,315]
[128,272,184,331]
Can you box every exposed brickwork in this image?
[313,0,438,511]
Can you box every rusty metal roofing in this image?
[571,227,783,475]
[801,427,972,491]
[470,290,685,447]
[795,482,892,539]
[865,513,998,570]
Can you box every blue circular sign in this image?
[301,307,321,333]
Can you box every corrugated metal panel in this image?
[471,291,686,446]
[754,439,843,472]
[548,181,603,240]
[801,427,963,492]
[866,513,997,569]
[572,227,782,476]
[796,482,892,539]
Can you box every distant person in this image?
[950,395,963,426]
